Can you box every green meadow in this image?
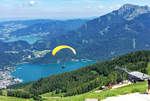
[41,81,147,101]
[0,81,147,101]
[0,96,34,101]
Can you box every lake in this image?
[4,37,42,44]
[11,61,96,82]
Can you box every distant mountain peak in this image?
[120,4,139,10]
[117,4,150,20]
[120,4,150,10]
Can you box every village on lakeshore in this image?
[0,67,22,89]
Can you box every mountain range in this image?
[30,4,150,63]
[1,4,150,67]
[0,19,87,38]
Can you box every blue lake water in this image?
[11,61,96,82]
[4,37,42,44]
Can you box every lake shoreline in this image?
[0,60,96,88]
[11,60,96,83]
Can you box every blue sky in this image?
[0,0,150,19]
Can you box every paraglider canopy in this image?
[52,45,76,56]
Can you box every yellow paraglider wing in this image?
[52,45,76,56]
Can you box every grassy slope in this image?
[0,96,34,101]
[41,81,147,101]
[146,62,150,75]
[1,81,147,101]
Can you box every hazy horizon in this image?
[0,0,150,19]
[0,16,97,22]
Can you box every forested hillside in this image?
[9,19,88,37]
[0,41,32,68]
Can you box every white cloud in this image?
[28,0,36,6]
